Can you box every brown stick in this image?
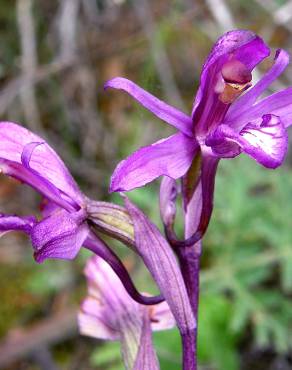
[0,308,78,368]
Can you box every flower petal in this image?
[133,311,160,370]
[79,297,120,340]
[79,255,165,370]
[212,115,288,168]
[225,87,292,130]
[150,300,176,332]
[0,214,36,237]
[226,49,290,126]
[124,197,196,335]
[206,30,269,72]
[79,255,140,341]
[31,208,89,262]
[0,122,83,204]
[192,30,270,132]
[105,77,193,136]
[110,133,198,192]
[0,158,72,211]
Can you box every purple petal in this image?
[78,255,168,370]
[133,311,160,370]
[105,77,193,136]
[79,255,140,341]
[192,30,270,132]
[206,30,269,72]
[21,141,44,168]
[79,255,174,343]
[0,158,73,211]
[124,197,196,335]
[159,176,178,227]
[0,122,84,204]
[213,115,288,168]
[31,208,89,262]
[110,133,198,192]
[79,297,120,340]
[150,300,176,332]
[0,214,36,237]
[225,87,292,130]
[40,199,61,218]
[226,49,290,126]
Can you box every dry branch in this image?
[16,0,41,130]
[0,309,78,368]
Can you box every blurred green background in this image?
[1,0,292,369]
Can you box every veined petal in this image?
[203,30,269,75]
[0,158,72,211]
[133,311,160,370]
[79,298,120,340]
[79,255,140,342]
[124,197,196,335]
[0,122,83,204]
[79,256,172,370]
[149,300,176,332]
[226,49,290,125]
[224,87,292,130]
[192,30,270,133]
[110,133,198,192]
[213,115,288,168]
[105,77,193,136]
[31,208,89,262]
[0,214,36,237]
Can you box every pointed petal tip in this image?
[109,174,127,193]
[275,48,290,63]
[104,77,126,91]
[104,77,193,136]
[109,133,198,192]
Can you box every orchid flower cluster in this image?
[0,30,291,370]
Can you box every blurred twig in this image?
[205,0,235,32]
[0,309,78,368]
[16,0,41,130]
[255,0,292,32]
[57,0,80,62]
[133,0,187,111]
[81,0,100,25]
[0,59,73,118]
[31,346,60,370]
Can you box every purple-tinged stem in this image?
[177,243,201,370]
[182,329,197,370]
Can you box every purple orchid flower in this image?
[79,256,175,370]
[105,30,291,240]
[0,121,163,306]
[0,121,89,262]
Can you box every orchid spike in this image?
[79,256,175,370]
[105,30,291,241]
[0,121,162,306]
